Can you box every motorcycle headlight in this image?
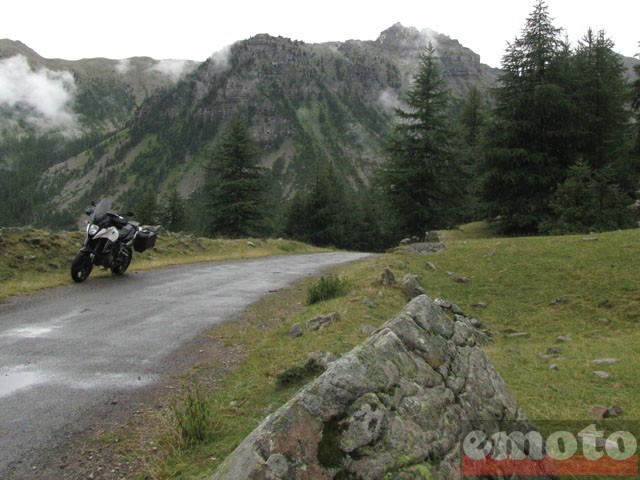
[88,224,100,236]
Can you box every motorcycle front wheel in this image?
[71,252,94,283]
[111,246,132,276]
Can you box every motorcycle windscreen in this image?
[92,198,113,225]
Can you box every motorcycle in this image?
[71,198,157,283]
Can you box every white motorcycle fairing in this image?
[93,226,119,243]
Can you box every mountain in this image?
[35,24,501,218]
[0,39,199,136]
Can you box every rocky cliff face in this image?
[209,295,550,480]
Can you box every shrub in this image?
[306,275,350,305]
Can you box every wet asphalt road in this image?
[0,252,369,478]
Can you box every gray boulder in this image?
[209,295,550,480]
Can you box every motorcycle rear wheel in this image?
[111,246,132,276]
[71,252,93,283]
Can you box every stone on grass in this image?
[380,267,395,285]
[549,296,569,306]
[361,325,377,336]
[453,275,471,284]
[593,371,610,379]
[307,312,340,331]
[288,323,303,338]
[591,358,619,365]
[507,332,529,338]
[402,274,426,299]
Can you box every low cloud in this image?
[378,88,403,115]
[0,55,79,134]
[115,58,131,74]
[208,45,232,73]
[150,59,196,82]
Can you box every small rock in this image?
[424,231,440,242]
[591,358,619,365]
[507,332,529,338]
[593,371,610,379]
[380,267,395,285]
[307,351,337,369]
[453,275,471,284]
[229,401,239,407]
[363,297,375,308]
[556,335,572,343]
[434,298,451,309]
[484,248,497,257]
[608,405,623,416]
[246,241,256,247]
[472,301,487,309]
[546,347,562,356]
[549,296,569,306]
[589,405,609,419]
[426,261,437,271]
[582,236,598,241]
[450,302,465,315]
[361,325,376,336]
[307,312,340,331]
[469,318,484,329]
[549,364,560,371]
[288,323,304,338]
[402,273,426,299]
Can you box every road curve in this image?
[0,252,369,478]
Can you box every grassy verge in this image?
[0,227,324,303]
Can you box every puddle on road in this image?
[0,369,44,398]
[9,327,53,338]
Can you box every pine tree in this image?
[205,113,267,237]
[377,44,463,237]
[481,0,576,233]
[573,30,634,181]
[632,43,640,155]
[158,186,186,232]
[135,190,159,225]
[284,163,352,248]
[544,160,634,233]
[458,86,488,221]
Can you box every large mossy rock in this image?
[210,295,549,479]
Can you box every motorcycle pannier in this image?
[134,229,157,252]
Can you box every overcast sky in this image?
[2,0,638,68]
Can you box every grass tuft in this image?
[169,382,214,448]
[306,275,350,305]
